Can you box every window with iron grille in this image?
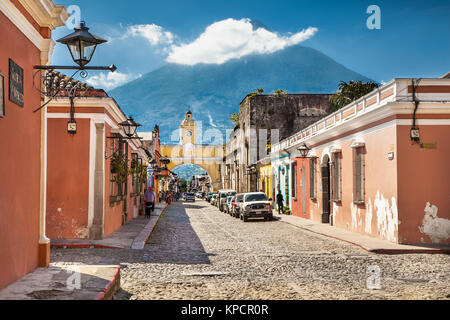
[137,158,143,195]
[131,153,138,195]
[110,139,119,197]
[309,158,316,200]
[332,153,342,202]
[353,147,365,204]
[291,162,297,199]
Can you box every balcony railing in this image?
[272,79,398,153]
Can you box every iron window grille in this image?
[309,158,317,200]
[291,162,297,199]
[332,153,342,202]
[353,147,365,204]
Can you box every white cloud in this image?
[86,72,142,90]
[166,18,318,65]
[125,24,174,46]
[208,112,217,128]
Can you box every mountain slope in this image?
[109,45,373,142]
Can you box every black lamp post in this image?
[298,143,311,158]
[57,21,107,68]
[33,21,117,135]
[160,157,171,167]
[34,21,116,73]
[119,117,142,139]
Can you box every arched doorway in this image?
[321,155,331,224]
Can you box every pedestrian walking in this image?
[144,187,156,218]
[276,191,284,215]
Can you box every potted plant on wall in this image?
[110,153,128,202]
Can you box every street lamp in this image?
[57,21,107,68]
[160,157,171,167]
[33,20,117,135]
[119,117,142,138]
[298,143,311,158]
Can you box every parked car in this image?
[225,196,234,214]
[231,193,245,218]
[211,194,218,206]
[218,190,237,212]
[206,192,214,202]
[240,192,273,222]
[184,192,196,202]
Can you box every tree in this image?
[273,89,288,96]
[230,112,240,126]
[330,80,379,111]
[178,178,188,193]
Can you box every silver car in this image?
[240,192,273,222]
[184,192,196,202]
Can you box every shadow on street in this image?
[143,202,212,265]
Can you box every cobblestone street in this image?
[51,201,450,300]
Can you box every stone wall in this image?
[227,93,333,193]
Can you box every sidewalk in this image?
[0,203,169,300]
[275,212,450,254]
[51,203,168,249]
[0,264,120,300]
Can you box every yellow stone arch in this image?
[161,143,223,190]
[160,111,223,190]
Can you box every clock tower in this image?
[180,110,197,145]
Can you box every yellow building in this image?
[160,111,223,190]
[258,162,272,200]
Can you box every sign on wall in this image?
[9,59,24,107]
[0,73,5,117]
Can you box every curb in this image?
[51,244,123,249]
[131,204,169,250]
[144,204,168,243]
[95,266,121,300]
[278,219,450,255]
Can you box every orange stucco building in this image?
[0,0,68,290]
[45,77,150,240]
[272,77,450,245]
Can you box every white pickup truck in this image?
[239,192,273,222]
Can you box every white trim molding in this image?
[350,139,366,149]
[1,0,67,51]
[18,0,68,30]
[330,145,342,154]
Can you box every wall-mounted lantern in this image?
[298,143,311,158]
[33,21,117,135]
[119,117,142,139]
[56,21,108,68]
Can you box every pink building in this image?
[0,0,67,290]
[45,74,150,240]
[273,76,450,245]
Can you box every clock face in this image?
[185,130,193,137]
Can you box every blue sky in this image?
[51,0,450,89]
